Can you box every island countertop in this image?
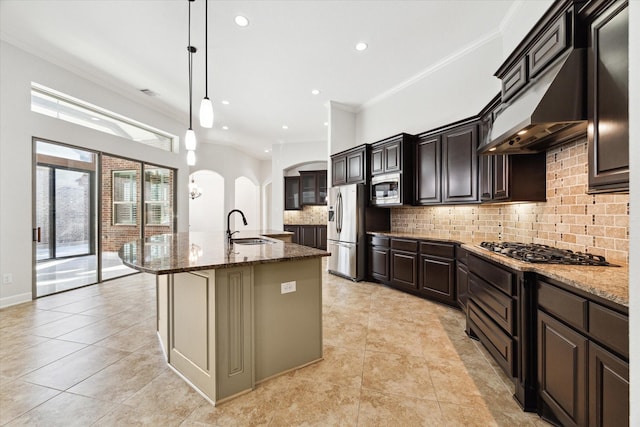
[119,231,329,275]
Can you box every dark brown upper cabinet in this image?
[481,154,547,203]
[331,145,369,186]
[583,0,629,193]
[415,120,480,205]
[370,133,415,176]
[299,170,327,205]
[284,176,301,210]
[415,134,441,204]
[442,122,479,204]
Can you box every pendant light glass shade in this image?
[199,97,214,128]
[185,128,197,151]
[186,150,196,166]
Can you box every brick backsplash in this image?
[391,139,629,263]
[284,205,328,225]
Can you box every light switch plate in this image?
[281,281,296,294]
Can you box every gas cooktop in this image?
[479,242,618,267]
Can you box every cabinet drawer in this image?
[391,238,418,252]
[468,255,515,295]
[589,303,628,359]
[469,273,514,334]
[538,280,588,331]
[529,15,567,77]
[420,241,455,259]
[468,301,514,377]
[502,57,528,101]
[369,235,389,248]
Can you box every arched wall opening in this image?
[189,170,225,232]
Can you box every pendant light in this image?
[187,150,196,166]
[185,0,197,152]
[199,0,214,128]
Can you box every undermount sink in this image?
[231,237,275,245]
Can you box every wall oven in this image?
[371,172,401,206]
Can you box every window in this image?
[113,171,137,225]
[144,168,171,226]
[31,83,176,152]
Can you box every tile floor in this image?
[0,264,549,426]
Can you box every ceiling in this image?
[0,0,517,160]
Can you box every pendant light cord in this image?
[204,0,208,97]
[188,0,195,129]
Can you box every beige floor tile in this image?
[93,320,160,352]
[184,374,294,426]
[93,403,185,426]
[27,313,101,338]
[362,350,438,401]
[323,314,368,350]
[268,377,360,427]
[5,391,114,427]
[0,332,51,359]
[0,379,60,425]
[293,345,364,388]
[0,308,71,332]
[123,370,205,418]
[0,339,86,379]
[68,351,169,403]
[357,388,424,427]
[19,345,130,390]
[365,323,426,357]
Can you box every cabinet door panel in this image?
[284,177,301,210]
[588,3,629,191]
[390,250,417,290]
[315,225,327,250]
[480,155,492,201]
[419,255,455,303]
[369,247,389,282]
[384,142,400,172]
[588,342,629,427]
[456,263,469,310]
[371,148,384,175]
[300,172,317,205]
[347,151,364,183]
[299,226,317,248]
[492,155,509,200]
[332,157,346,186]
[538,311,587,427]
[415,135,441,204]
[442,124,478,203]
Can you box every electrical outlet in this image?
[281,281,296,294]
[2,273,13,285]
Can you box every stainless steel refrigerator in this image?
[327,184,366,281]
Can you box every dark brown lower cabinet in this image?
[390,250,418,291]
[538,311,588,427]
[588,342,629,427]
[284,225,326,250]
[369,246,389,282]
[418,241,456,305]
[456,248,469,310]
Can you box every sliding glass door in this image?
[34,140,97,297]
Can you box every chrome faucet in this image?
[227,209,248,244]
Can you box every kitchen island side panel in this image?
[253,258,323,382]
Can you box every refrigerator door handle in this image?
[337,192,343,234]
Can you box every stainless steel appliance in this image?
[327,184,366,281]
[370,173,401,206]
[479,241,618,266]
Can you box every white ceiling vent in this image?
[140,89,158,97]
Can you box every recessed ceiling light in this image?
[311,89,320,95]
[91,117,100,121]
[264,148,270,153]
[235,15,249,27]
[282,125,288,130]
[324,122,328,126]
[221,100,230,105]
[517,130,528,135]
[355,42,368,51]
[222,125,229,130]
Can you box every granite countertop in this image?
[119,231,329,275]
[367,231,629,308]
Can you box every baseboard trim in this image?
[0,292,32,309]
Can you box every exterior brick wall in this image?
[391,138,629,263]
[102,156,141,252]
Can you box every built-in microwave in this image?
[371,172,401,206]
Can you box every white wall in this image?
[191,142,266,231]
[188,170,225,232]
[234,176,259,231]
[355,35,502,145]
[270,141,328,230]
[0,41,188,307]
[628,2,638,424]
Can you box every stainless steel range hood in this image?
[478,49,587,155]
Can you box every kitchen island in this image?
[119,231,329,405]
